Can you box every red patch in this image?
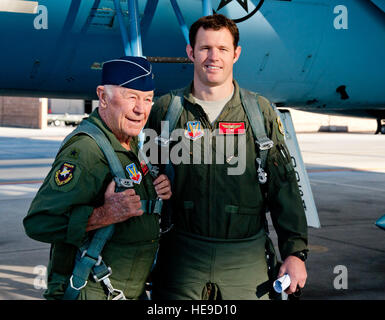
[218,122,245,135]
[140,160,149,176]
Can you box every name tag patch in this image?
[218,122,245,135]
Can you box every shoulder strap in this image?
[61,121,133,190]
[239,88,274,184]
[153,88,185,234]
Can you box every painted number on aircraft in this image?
[33,5,48,30]
[334,5,348,30]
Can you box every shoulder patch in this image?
[276,117,285,136]
[54,163,76,186]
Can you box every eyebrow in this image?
[120,89,153,99]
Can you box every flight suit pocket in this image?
[224,204,261,238]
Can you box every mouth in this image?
[205,65,222,71]
[125,117,142,125]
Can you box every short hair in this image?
[103,84,116,99]
[189,14,240,49]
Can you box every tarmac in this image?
[0,125,384,300]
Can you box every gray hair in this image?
[103,84,119,99]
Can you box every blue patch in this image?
[126,163,142,184]
[184,121,204,141]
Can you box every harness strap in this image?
[155,88,185,147]
[239,88,274,184]
[62,120,161,300]
[154,89,185,233]
[61,121,127,182]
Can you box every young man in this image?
[147,14,308,300]
[23,56,171,300]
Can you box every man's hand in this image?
[86,180,143,231]
[278,255,307,294]
[153,174,172,200]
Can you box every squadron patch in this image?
[218,122,245,135]
[277,117,285,136]
[126,163,142,184]
[55,163,76,186]
[185,121,204,141]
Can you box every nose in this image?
[133,99,145,114]
[208,48,219,60]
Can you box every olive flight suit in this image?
[23,109,159,300]
[146,81,308,300]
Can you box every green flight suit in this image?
[147,81,308,300]
[23,109,160,300]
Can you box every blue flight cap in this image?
[101,56,155,91]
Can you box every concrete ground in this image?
[0,126,384,300]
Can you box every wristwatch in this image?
[290,250,308,262]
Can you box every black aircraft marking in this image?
[214,0,264,23]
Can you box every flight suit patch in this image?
[218,122,245,135]
[54,163,76,186]
[184,121,204,141]
[276,117,285,136]
[140,160,149,176]
[126,163,142,184]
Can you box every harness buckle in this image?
[93,266,112,283]
[256,139,274,151]
[102,278,127,300]
[155,135,171,147]
[256,158,268,184]
[149,165,160,178]
[69,275,87,291]
[81,250,103,265]
[114,177,134,190]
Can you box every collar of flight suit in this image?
[86,108,139,155]
[182,79,243,110]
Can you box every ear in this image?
[186,44,195,62]
[233,46,242,64]
[97,86,107,108]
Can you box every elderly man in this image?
[23,56,171,300]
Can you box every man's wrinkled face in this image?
[187,27,241,87]
[98,85,153,141]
